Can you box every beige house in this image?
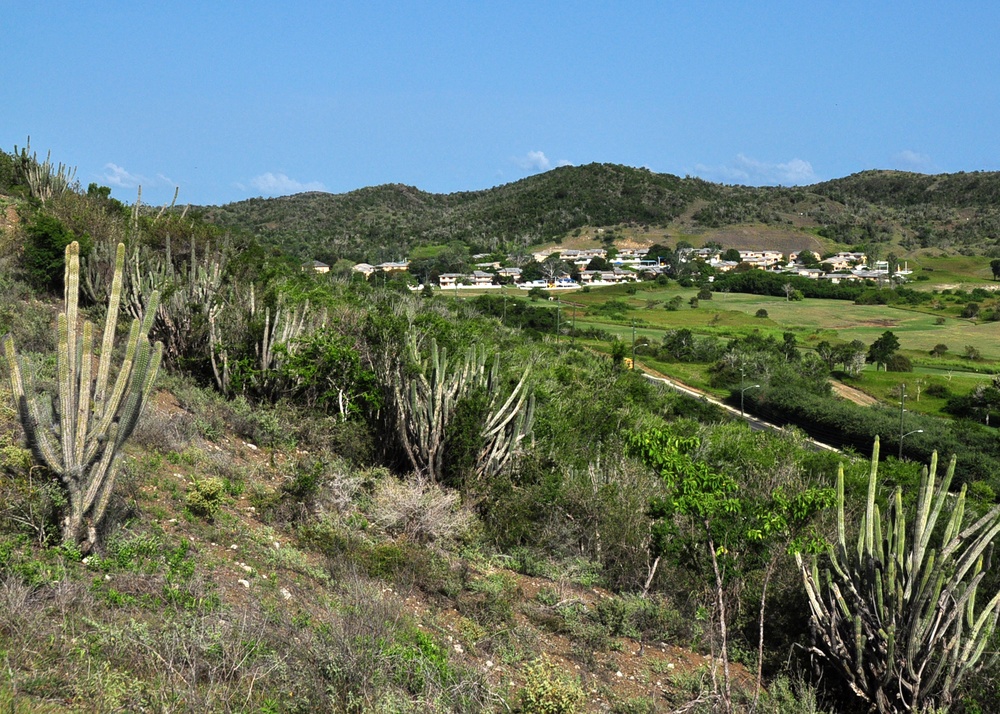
[305,260,330,274]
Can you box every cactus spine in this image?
[796,437,1000,713]
[4,242,162,551]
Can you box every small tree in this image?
[962,302,981,319]
[610,338,628,368]
[628,428,833,712]
[990,258,1000,281]
[867,330,900,371]
[797,250,819,267]
[22,213,85,291]
[4,242,162,551]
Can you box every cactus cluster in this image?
[4,242,162,550]
[797,437,1000,713]
[209,285,323,396]
[84,231,228,371]
[14,138,77,203]
[393,336,533,483]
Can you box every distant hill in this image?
[198,164,1000,264]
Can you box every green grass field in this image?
[461,278,1000,417]
[906,255,996,287]
[447,272,1000,416]
[559,284,1000,362]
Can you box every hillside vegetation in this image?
[201,164,1000,264]
[1,144,1000,713]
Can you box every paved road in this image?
[638,369,842,454]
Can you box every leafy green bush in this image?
[519,656,585,714]
[885,353,913,372]
[185,477,225,519]
[21,212,88,291]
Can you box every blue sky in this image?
[4,2,999,207]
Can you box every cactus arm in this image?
[864,437,880,556]
[73,321,94,466]
[94,243,125,412]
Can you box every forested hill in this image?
[199,163,1000,264]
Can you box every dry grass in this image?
[368,475,477,546]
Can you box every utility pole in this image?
[631,320,636,369]
[899,384,905,459]
[556,304,561,350]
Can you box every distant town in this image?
[307,246,911,290]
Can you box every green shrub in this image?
[885,353,913,372]
[22,212,89,291]
[924,383,951,398]
[185,477,225,519]
[755,308,769,318]
[519,656,585,714]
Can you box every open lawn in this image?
[449,277,1000,414]
[561,285,1000,362]
[907,255,997,287]
[845,368,992,417]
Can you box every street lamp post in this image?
[740,382,760,417]
[898,383,924,459]
[900,429,924,459]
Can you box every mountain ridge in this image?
[199,163,1000,263]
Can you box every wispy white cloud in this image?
[245,172,326,196]
[891,150,933,173]
[102,163,146,188]
[513,150,572,173]
[694,153,818,186]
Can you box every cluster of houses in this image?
[693,249,910,284]
[319,246,909,290]
[343,248,650,290]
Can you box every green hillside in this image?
[201,164,1000,264]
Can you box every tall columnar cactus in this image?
[4,242,162,551]
[81,231,226,369]
[796,437,1000,713]
[208,284,322,397]
[13,138,77,203]
[393,336,533,482]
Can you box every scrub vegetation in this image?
[0,145,999,712]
